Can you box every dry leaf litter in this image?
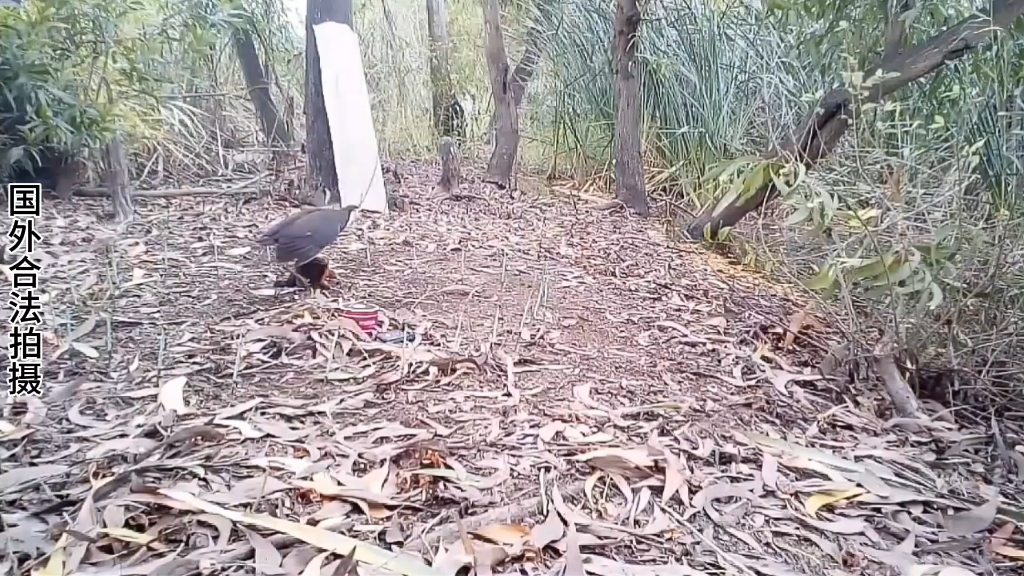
[1,161,1022,576]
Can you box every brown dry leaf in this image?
[782,308,807,349]
[943,496,999,536]
[805,488,866,518]
[573,448,655,479]
[158,488,440,575]
[989,522,1024,559]
[0,465,69,492]
[530,508,564,551]
[472,524,530,547]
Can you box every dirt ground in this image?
[0,161,1011,576]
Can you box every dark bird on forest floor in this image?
[257,189,358,288]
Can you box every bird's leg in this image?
[291,266,312,289]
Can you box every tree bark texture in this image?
[481,0,519,189]
[612,0,648,216]
[305,0,353,205]
[488,0,557,136]
[104,136,134,223]
[234,27,293,148]
[425,0,465,141]
[686,0,1024,240]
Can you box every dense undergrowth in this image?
[3,0,1024,417]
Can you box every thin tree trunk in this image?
[487,0,557,138]
[233,27,293,148]
[687,0,1024,241]
[426,0,465,142]
[306,0,353,205]
[612,0,648,216]
[104,136,134,223]
[481,0,519,189]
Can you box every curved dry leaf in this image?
[805,488,866,518]
[937,568,977,576]
[529,509,564,550]
[216,398,262,419]
[854,469,892,497]
[252,418,307,441]
[989,522,1024,559]
[69,315,98,341]
[102,504,126,531]
[67,402,111,429]
[430,541,472,576]
[158,489,441,575]
[158,376,191,415]
[661,449,685,506]
[539,421,565,443]
[225,246,252,256]
[216,476,292,505]
[19,396,47,426]
[573,448,655,479]
[362,460,391,493]
[251,456,316,475]
[195,514,234,550]
[943,497,998,536]
[71,342,100,359]
[300,551,332,576]
[216,419,268,439]
[239,525,284,575]
[385,516,406,545]
[0,464,69,492]
[691,483,757,511]
[47,379,85,403]
[86,438,160,460]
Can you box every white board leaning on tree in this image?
[312,21,388,214]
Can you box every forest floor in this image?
[0,159,1012,576]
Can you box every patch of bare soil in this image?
[0,161,1016,576]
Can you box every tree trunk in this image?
[425,0,466,142]
[233,27,293,148]
[104,136,134,223]
[612,0,648,216]
[481,0,519,189]
[306,0,354,205]
[487,0,557,139]
[686,0,1024,241]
